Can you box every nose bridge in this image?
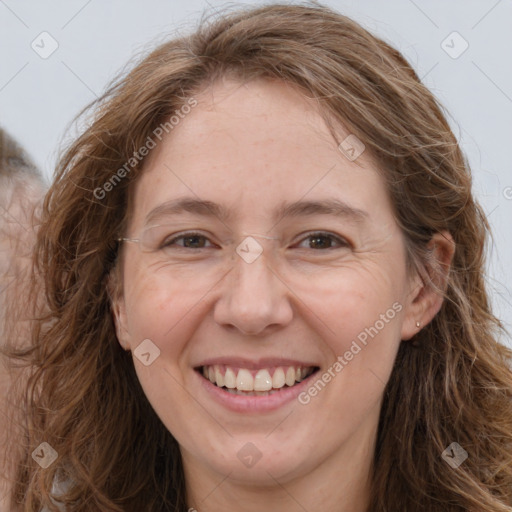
[232,233,278,296]
[214,233,292,334]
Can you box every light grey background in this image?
[1,0,511,345]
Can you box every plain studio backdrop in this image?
[0,0,511,346]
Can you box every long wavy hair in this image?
[6,2,512,511]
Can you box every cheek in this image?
[301,260,405,405]
[331,272,402,344]
[121,272,201,434]
[304,256,403,340]
[122,262,209,346]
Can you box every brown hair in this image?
[6,2,512,511]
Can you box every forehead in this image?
[128,77,392,228]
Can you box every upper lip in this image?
[195,357,319,370]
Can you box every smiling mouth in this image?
[196,364,320,396]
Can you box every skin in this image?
[111,76,455,512]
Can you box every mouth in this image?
[195,364,320,396]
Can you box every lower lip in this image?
[195,368,320,413]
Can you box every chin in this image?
[198,435,315,484]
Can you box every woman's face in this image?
[112,77,425,487]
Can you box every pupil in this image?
[184,235,204,248]
[310,235,330,249]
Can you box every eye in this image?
[295,231,350,250]
[161,232,215,250]
[156,230,350,251]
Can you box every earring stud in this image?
[416,321,421,328]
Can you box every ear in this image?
[107,268,131,351]
[400,230,455,341]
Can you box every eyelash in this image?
[161,231,350,251]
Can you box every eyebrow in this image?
[144,196,369,226]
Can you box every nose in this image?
[213,238,293,336]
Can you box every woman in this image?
[7,2,512,511]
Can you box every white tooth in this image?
[202,366,208,378]
[296,367,302,381]
[272,367,286,388]
[208,366,215,383]
[254,369,272,391]
[285,367,296,386]
[215,366,224,388]
[236,368,254,391]
[224,368,237,389]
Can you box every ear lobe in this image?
[400,230,455,341]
